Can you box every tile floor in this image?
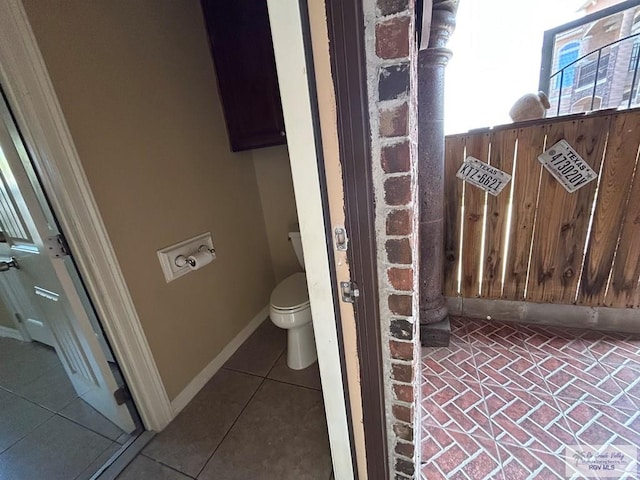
[421,317,640,479]
[0,336,131,480]
[118,319,332,480]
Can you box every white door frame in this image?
[0,4,356,473]
[267,2,355,478]
[0,0,173,431]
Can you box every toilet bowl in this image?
[269,232,317,370]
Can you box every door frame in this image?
[0,3,368,473]
[267,1,358,477]
[324,0,389,477]
[0,0,173,431]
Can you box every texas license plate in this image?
[456,156,511,196]
[538,140,597,193]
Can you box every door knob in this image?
[0,257,19,271]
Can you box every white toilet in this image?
[270,232,317,370]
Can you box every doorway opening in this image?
[0,87,145,479]
[0,0,361,478]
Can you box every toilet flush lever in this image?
[340,281,360,303]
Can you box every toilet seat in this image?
[270,272,310,311]
[271,302,310,315]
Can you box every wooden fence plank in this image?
[528,115,611,304]
[443,134,466,296]
[460,132,490,298]
[482,129,517,298]
[604,145,640,308]
[502,125,547,300]
[579,111,640,305]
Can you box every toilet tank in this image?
[288,232,305,270]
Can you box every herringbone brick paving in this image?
[421,318,640,479]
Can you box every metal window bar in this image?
[557,69,564,116]
[629,41,640,72]
[629,43,640,108]
[590,49,602,111]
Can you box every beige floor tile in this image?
[0,414,113,480]
[267,352,321,390]
[224,319,285,376]
[0,388,52,452]
[199,379,331,480]
[143,369,261,477]
[60,397,124,441]
[12,361,79,412]
[118,455,192,480]
[75,441,122,480]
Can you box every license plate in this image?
[538,140,597,193]
[456,156,511,196]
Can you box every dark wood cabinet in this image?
[201,0,286,152]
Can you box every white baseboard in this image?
[170,305,270,416]
[0,325,24,341]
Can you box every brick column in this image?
[418,1,456,346]
[364,0,422,477]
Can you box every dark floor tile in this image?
[0,414,113,480]
[223,319,285,376]
[199,379,331,480]
[421,426,503,480]
[60,397,124,441]
[0,388,52,452]
[117,455,193,480]
[421,374,492,439]
[267,352,321,390]
[143,369,261,477]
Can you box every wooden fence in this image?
[444,108,640,308]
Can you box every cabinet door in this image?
[201,0,286,152]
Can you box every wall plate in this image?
[156,232,215,283]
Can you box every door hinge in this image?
[44,234,70,258]
[340,281,360,303]
[113,385,131,405]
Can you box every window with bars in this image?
[577,53,610,88]
[630,40,640,72]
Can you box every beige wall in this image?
[252,146,300,283]
[23,0,275,400]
